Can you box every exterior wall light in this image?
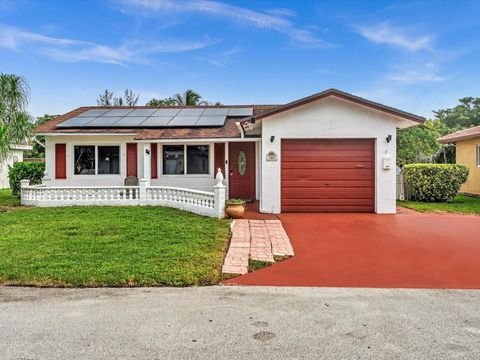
[386,135,392,143]
[145,149,151,155]
[270,136,275,143]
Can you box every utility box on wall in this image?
[382,155,392,170]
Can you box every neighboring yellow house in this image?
[438,125,480,195]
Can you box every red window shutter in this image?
[55,144,67,179]
[126,143,138,177]
[151,143,158,179]
[214,143,225,178]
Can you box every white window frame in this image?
[161,143,211,177]
[477,144,480,167]
[73,144,121,176]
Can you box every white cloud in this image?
[120,0,332,48]
[0,24,214,65]
[356,22,432,51]
[387,63,450,84]
[196,47,239,67]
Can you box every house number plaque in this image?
[266,151,278,162]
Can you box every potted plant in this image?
[225,198,247,219]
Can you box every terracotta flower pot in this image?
[225,203,246,219]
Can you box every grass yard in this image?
[398,194,480,215]
[0,202,230,287]
[0,188,20,207]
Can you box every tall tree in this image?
[397,119,452,167]
[0,73,34,161]
[122,89,139,106]
[173,89,207,106]
[97,89,139,106]
[434,97,480,130]
[97,89,113,106]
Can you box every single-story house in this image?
[0,145,32,189]
[438,125,480,195]
[35,89,424,214]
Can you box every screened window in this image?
[163,145,184,175]
[74,146,95,175]
[98,146,120,174]
[187,145,209,174]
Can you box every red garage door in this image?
[281,139,375,213]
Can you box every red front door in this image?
[229,142,255,200]
[126,143,138,177]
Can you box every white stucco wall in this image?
[44,136,218,191]
[260,96,402,214]
[0,149,25,189]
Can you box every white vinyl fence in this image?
[20,170,227,218]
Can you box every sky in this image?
[1,0,479,118]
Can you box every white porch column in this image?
[213,168,226,218]
[139,178,148,205]
[142,143,151,184]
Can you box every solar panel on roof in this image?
[103,109,135,116]
[141,116,174,127]
[151,109,181,116]
[168,116,200,126]
[202,108,229,116]
[195,116,226,126]
[85,117,123,127]
[56,116,97,127]
[78,109,110,117]
[177,108,205,116]
[227,108,253,116]
[56,107,252,128]
[127,108,158,117]
[112,117,148,126]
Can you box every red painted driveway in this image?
[223,209,480,289]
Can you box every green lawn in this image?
[0,188,20,207]
[398,194,480,215]
[0,200,230,287]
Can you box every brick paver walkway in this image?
[222,219,294,275]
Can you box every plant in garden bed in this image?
[403,164,469,202]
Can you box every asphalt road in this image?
[1,286,479,359]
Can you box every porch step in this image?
[222,219,294,275]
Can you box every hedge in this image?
[403,164,469,202]
[8,162,45,197]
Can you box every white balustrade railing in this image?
[146,187,215,217]
[21,185,140,206]
[19,169,227,218]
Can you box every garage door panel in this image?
[281,188,373,199]
[282,205,374,212]
[282,155,372,163]
[282,141,373,151]
[281,150,373,157]
[282,161,373,170]
[282,198,374,206]
[282,180,374,188]
[282,169,374,181]
[281,139,374,213]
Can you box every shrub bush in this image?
[8,162,45,197]
[403,164,469,202]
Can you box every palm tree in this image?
[173,89,208,106]
[0,73,33,161]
